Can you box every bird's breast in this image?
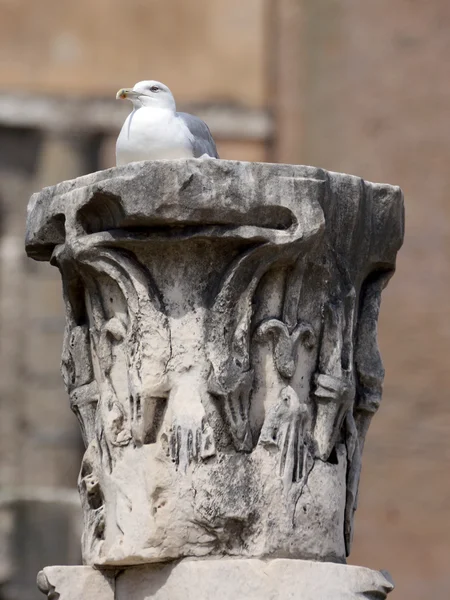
[116,108,193,164]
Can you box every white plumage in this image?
[115,80,219,166]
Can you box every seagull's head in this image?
[116,80,176,110]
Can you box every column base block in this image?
[37,558,394,600]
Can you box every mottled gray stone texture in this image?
[26,159,403,570]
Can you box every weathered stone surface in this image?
[36,560,394,600]
[25,159,403,567]
[37,566,114,600]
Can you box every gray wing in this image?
[177,112,219,158]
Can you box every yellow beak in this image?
[116,88,134,100]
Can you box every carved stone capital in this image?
[26,159,403,566]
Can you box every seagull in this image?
[115,80,219,166]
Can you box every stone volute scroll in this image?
[26,159,404,600]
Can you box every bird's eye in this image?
[150,86,160,93]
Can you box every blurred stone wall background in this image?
[0,1,449,599]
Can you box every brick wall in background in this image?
[0,0,268,107]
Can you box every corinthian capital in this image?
[26,160,403,567]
